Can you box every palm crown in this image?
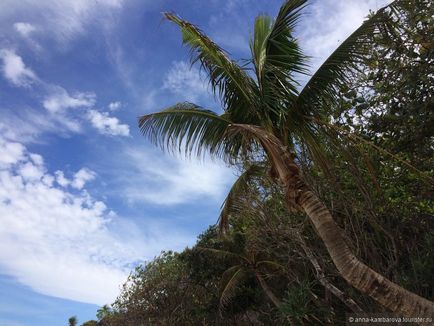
[139,0,391,166]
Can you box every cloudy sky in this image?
[0,0,390,324]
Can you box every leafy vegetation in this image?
[79,0,433,324]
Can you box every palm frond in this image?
[252,0,307,81]
[218,164,266,233]
[250,0,308,126]
[139,102,241,161]
[297,2,394,114]
[293,121,333,176]
[164,13,258,123]
[219,265,246,310]
[251,15,273,86]
[256,260,287,272]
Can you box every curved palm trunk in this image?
[232,124,434,318]
[298,189,434,317]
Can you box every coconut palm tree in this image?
[139,0,434,317]
[197,247,285,310]
[199,246,299,324]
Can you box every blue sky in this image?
[0,0,390,324]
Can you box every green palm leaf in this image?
[251,0,308,128]
[219,265,246,309]
[251,0,307,87]
[297,3,393,114]
[293,121,333,175]
[139,102,240,160]
[164,13,258,123]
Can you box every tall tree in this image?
[139,0,434,317]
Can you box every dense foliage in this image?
[79,0,433,324]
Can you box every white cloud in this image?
[72,168,96,190]
[18,162,44,181]
[0,137,127,304]
[0,136,194,305]
[0,139,26,167]
[54,171,70,187]
[163,61,209,102]
[0,51,96,138]
[117,146,234,205]
[54,168,95,190]
[29,153,43,166]
[13,22,36,37]
[0,49,126,141]
[0,49,37,87]
[43,87,95,113]
[40,87,97,135]
[87,110,130,137]
[108,101,122,111]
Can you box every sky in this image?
[0,0,390,325]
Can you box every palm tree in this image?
[139,0,434,317]
[198,247,285,310]
[208,247,304,325]
[68,316,77,326]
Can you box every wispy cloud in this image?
[43,87,96,113]
[108,101,122,111]
[12,22,42,52]
[39,86,96,134]
[207,0,258,55]
[114,146,234,205]
[0,0,123,46]
[0,49,38,87]
[0,106,80,143]
[13,22,36,37]
[0,136,193,305]
[163,61,209,103]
